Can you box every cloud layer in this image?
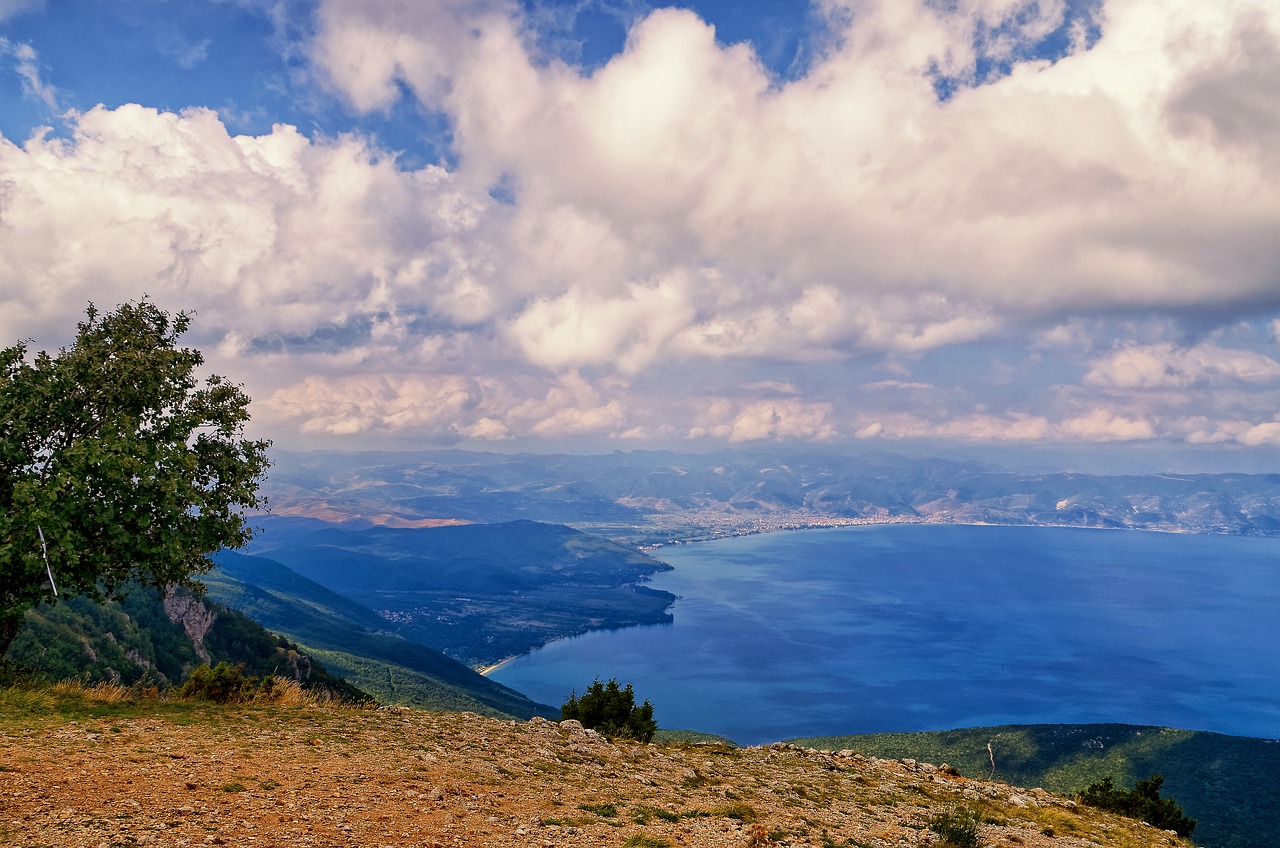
[1,0,1278,456]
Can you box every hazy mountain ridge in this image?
[263,449,1280,544]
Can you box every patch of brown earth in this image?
[1,706,1190,847]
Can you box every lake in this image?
[489,524,1280,745]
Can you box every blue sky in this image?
[1,0,1279,471]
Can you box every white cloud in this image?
[1240,421,1280,446]
[853,411,1051,442]
[1085,342,1280,389]
[1057,408,1155,442]
[3,0,1280,455]
[267,373,484,437]
[690,398,839,443]
[0,0,41,24]
[308,0,1280,355]
[1177,416,1280,447]
[507,274,697,373]
[0,104,507,347]
[2,39,59,112]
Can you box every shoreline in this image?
[477,655,519,677]
[633,513,1228,552]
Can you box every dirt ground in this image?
[1,701,1187,848]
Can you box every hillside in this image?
[8,575,553,721]
[205,551,557,718]
[5,584,363,701]
[790,724,1280,848]
[2,685,1193,848]
[239,517,676,666]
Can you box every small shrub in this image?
[179,663,254,703]
[178,663,324,706]
[561,678,657,742]
[622,834,671,848]
[580,802,618,817]
[714,802,758,822]
[928,807,982,848]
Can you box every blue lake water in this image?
[490,525,1280,745]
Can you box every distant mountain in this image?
[261,448,1280,544]
[789,723,1280,848]
[235,518,676,667]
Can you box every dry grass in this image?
[5,675,351,711]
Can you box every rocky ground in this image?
[2,697,1190,848]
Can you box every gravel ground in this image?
[2,703,1189,848]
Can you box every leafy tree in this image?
[560,677,657,742]
[1079,774,1196,837]
[0,300,270,658]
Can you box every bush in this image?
[560,677,657,742]
[927,807,982,848]
[178,662,272,704]
[1079,774,1196,837]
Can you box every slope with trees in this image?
[0,301,270,657]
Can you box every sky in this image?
[1,0,1278,471]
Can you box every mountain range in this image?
[261,448,1280,544]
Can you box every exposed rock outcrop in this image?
[162,591,216,664]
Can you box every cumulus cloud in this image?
[3,0,1279,454]
[690,397,839,443]
[1085,343,1280,389]
[0,104,507,346]
[310,0,1280,333]
[1058,408,1155,442]
[1178,416,1280,447]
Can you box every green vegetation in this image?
[652,728,737,745]
[621,834,671,848]
[561,678,657,742]
[1079,774,1195,837]
[242,518,675,667]
[0,300,270,658]
[176,661,327,705]
[0,673,354,725]
[927,808,982,848]
[5,579,367,702]
[205,553,557,718]
[789,722,1276,848]
[302,645,550,718]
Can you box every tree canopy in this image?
[0,300,270,658]
[1079,774,1196,837]
[560,677,657,742]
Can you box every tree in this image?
[0,300,270,659]
[560,677,657,742]
[1079,774,1196,837]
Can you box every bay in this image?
[489,524,1280,745]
